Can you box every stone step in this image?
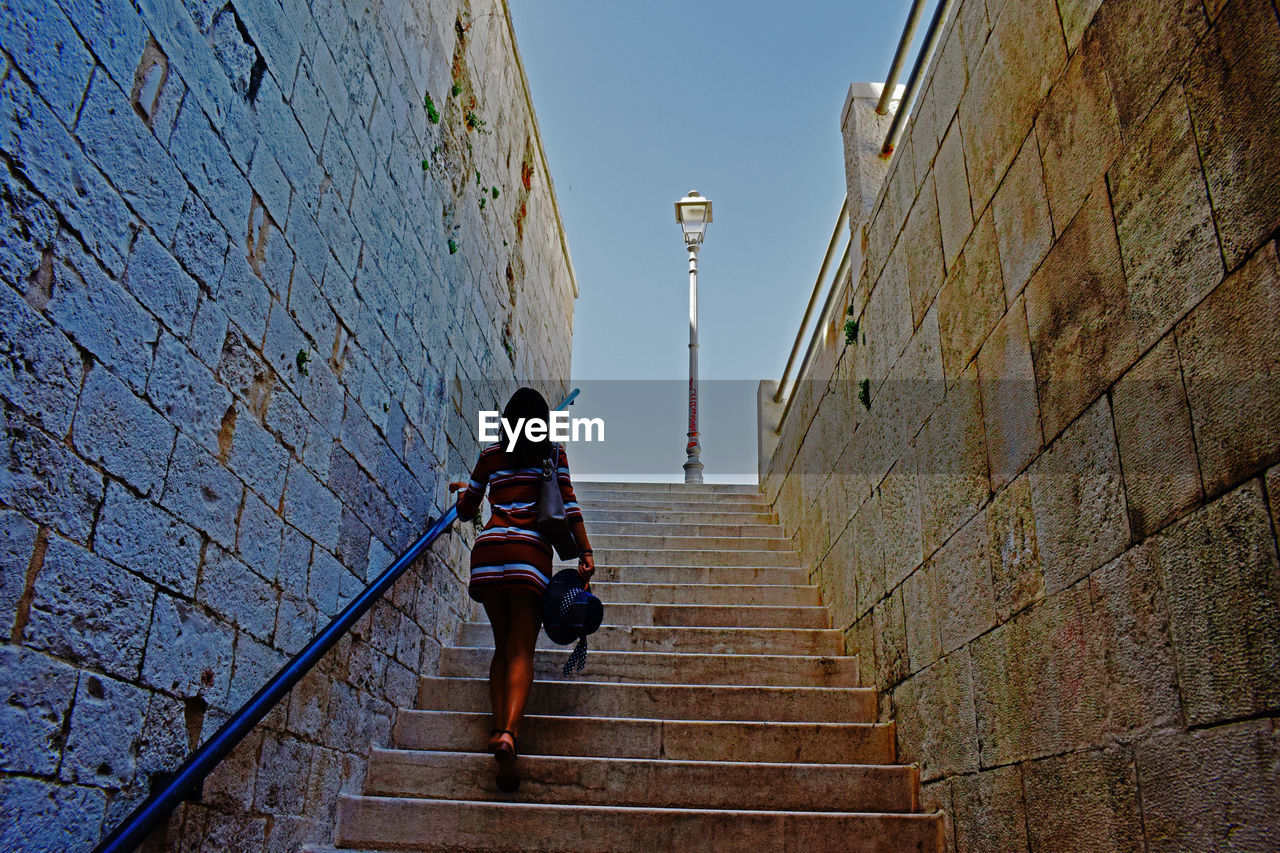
[576,484,762,504]
[586,519,786,538]
[365,749,919,812]
[600,564,811,586]
[471,581,819,614]
[591,533,794,551]
[438,647,859,687]
[575,481,761,496]
[465,581,824,614]
[416,676,876,722]
[584,507,778,525]
[592,547,801,568]
[392,710,895,762]
[472,597,828,628]
[579,495,770,513]
[335,796,945,853]
[597,602,829,628]
[584,581,820,606]
[456,622,844,656]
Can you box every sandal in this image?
[492,729,518,793]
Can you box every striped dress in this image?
[457,442,591,601]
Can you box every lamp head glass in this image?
[674,190,713,245]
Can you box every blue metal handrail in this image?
[93,388,580,853]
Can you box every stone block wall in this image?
[0,0,575,849]
[763,0,1280,849]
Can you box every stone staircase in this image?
[321,482,943,852]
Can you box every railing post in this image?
[757,379,783,483]
[841,82,901,237]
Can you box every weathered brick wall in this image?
[0,0,574,849]
[763,0,1280,849]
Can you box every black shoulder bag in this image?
[536,443,581,561]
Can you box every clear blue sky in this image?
[509,1,933,479]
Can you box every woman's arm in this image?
[455,448,492,521]
[556,444,591,550]
[556,445,594,577]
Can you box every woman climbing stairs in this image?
[318,481,943,852]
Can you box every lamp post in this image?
[674,190,712,484]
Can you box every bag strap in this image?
[541,442,559,479]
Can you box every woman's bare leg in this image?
[479,587,540,793]
[480,591,511,738]
[497,588,543,739]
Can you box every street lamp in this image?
[675,190,712,484]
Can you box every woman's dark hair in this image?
[501,387,551,465]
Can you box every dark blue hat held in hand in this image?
[542,569,604,676]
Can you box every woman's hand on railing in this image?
[447,481,468,493]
